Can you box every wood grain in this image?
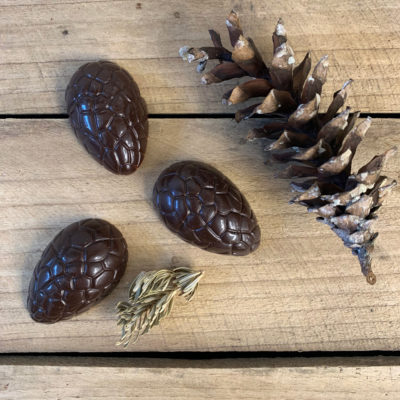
[2,356,400,399]
[0,0,400,114]
[0,118,399,352]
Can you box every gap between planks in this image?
[2,113,400,120]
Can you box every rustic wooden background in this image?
[1,0,400,398]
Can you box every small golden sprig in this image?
[116,266,203,347]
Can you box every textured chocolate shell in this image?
[65,61,148,174]
[153,161,261,255]
[27,219,128,323]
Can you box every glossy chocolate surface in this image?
[153,161,261,255]
[27,219,128,323]
[65,61,148,174]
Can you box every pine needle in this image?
[116,266,203,347]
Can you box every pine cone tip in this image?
[367,271,377,285]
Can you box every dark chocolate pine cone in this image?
[27,219,128,323]
[153,161,261,255]
[180,11,397,284]
[65,61,148,174]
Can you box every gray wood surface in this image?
[1,356,400,400]
[0,118,399,352]
[0,0,399,113]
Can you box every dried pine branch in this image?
[116,266,203,347]
[180,11,397,284]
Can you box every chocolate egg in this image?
[153,161,261,255]
[65,61,148,174]
[27,219,128,323]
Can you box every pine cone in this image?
[180,11,397,284]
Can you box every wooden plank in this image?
[0,0,400,114]
[0,118,399,353]
[2,356,400,399]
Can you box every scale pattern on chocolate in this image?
[153,161,261,255]
[27,219,128,323]
[65,61,148,174]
